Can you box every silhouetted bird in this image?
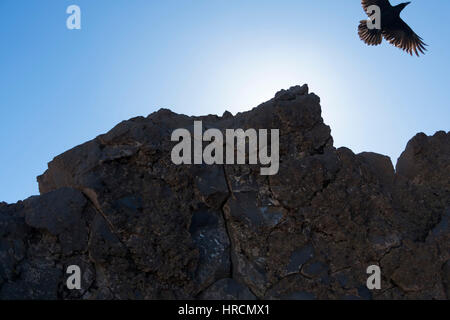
[358,0,427,56]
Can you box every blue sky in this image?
[0,0,449,203]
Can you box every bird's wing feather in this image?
[382,18,427,56]
[358,20,383,46]
[361,0,391,12]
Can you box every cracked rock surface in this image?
[0,85,449,299]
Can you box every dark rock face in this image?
[0,85,449,300]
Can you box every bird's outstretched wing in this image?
[358,20,383,46]
[361,0,391,14]
[382,18,427,56]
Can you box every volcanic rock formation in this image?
[0,85,449,299]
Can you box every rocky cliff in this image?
[0,85,449,300]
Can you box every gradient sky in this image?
[1,0,449,203]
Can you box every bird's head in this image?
[398,2,411,12]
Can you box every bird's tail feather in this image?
[358,20,383,46]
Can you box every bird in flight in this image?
[358,0,427,56]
